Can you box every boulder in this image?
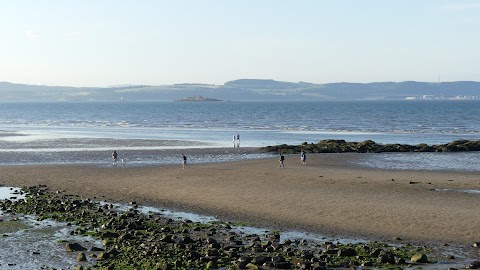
[96,251,110,260]
[76,252,86,262]
[378,252,396,264]
[411,253,428,263]
[468,260,480,269]
[206,261,219,269]
[245,263,259,270]
[90,246,104,252]
[356,140,377,153]
[66,243,86,252]
[102,231,119,239]
[337,247,356,257]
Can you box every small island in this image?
[175,95,222,102]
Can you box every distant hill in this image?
[1,79,479,101]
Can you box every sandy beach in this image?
[1,150,479,245]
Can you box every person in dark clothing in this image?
[182,154,188,169]
[278,153,285,169]
[112,150,118,166]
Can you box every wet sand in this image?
[1,151,479,245]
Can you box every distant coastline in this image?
[175,95,222,102]
[2,80,480,101]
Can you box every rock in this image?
[378,252,396,264]
[238,256,252,264]
[411,253,428,263]
[361,261,374,267]
[370,248,383,257]
[312,263,327,270]
[188,251,201,259]
[206,249,220,257]
[160,234,174,243]
[77,252,86,262]
[107,248,119,257]
[102,231,119,239]
[468,261,480,269]
[324,248,339,255]
[90,246,104,252]
[155,261,172,270]
[251,255,269,265]
[206,261,218,269]
[273,261,292,269]
[338,247,356,257]
[301,250,314,260]
[272,255,286,263]
[178,236,195,244]
[66,243,86,252]
[245,263,259,270]
[228,262,244,270]
[97,251,110,260]
[356,140,377,153]
[102,239,114,246]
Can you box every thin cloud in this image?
[25,30,40,39]
[437,2,480,13]
[64,31,83,38]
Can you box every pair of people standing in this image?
[111,151,127,166]
[111,150,188,168]
[301,150,307,165]
[278,150,306,169]
[233,133,240,147]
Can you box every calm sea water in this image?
[1,100,479,170]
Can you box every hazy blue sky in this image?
[1,0,479,86]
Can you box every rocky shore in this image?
[3,185,474,270]
[260,139,480,154]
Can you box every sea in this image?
[1,100,480,171]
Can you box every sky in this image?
[1,0,479,87]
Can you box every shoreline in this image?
[1,151,479,246]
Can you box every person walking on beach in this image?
[278,153,285,169]
[182,154,188,169]
[233,134,236,147]
[236,133,240,147]
[301,150,307,165]
[112,150,118,166]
